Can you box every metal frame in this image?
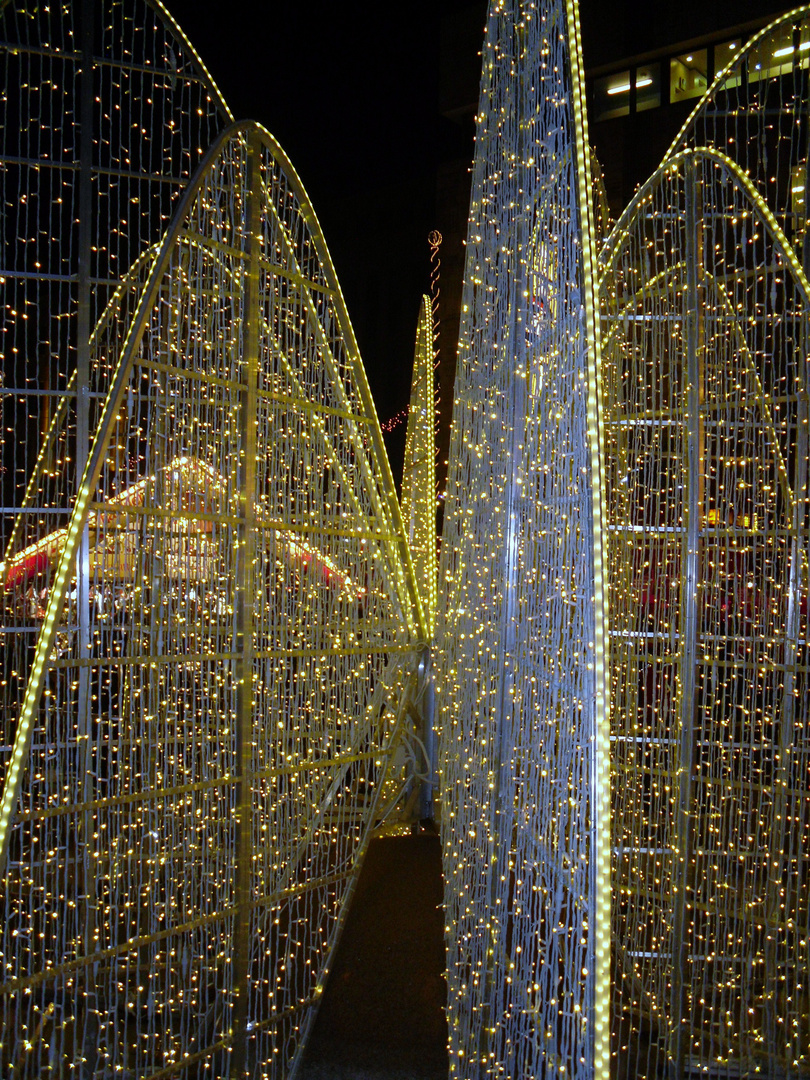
[0,119,424,1078]
[599,146,810,1079]
[437,1,609,1077]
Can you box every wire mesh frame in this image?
[665,4,810,263]
[599,147,810,1079]
[0,120,425,1079]
[0,0,232,802]
[437,0,609,1076]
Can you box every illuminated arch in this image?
[665,5,810,253]
[0,120,424,1078]
[0,0,232,811]
[599,146,810,1078]
[437,0,609,1076]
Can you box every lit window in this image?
[747,18,810,82]
[594,70,632,121]
[669,49,708,103]
[714,39,743,87]
[593,67,660,121]
[636,65,661,112]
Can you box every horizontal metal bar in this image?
[143,1039,230,1080]
[0,505,72,514]
[94,163,187,187]
[47,644,407,669]
[0,389,104,399]
[253,867,355,913]
[88,499,243,528]
[0,40,80,61]
[0,906,233,996]
[607,525,686,534]
[140,356,374,426]
[176,227,337,296]
[16,772,235,822]
[0,154,186,187]
[0,268,115,284]
[607,416,685,427]
[92,52,213,87]
[603,314,684,322]
[262,521,394,539]
[89,498,392,542]
[245,993,318,1038]
[611,737,677,745]
[17,749,394,824]
[0,863,357,998]
[614,847,670,854]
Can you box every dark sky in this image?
[166,0,473,468]
[164,0,792,473]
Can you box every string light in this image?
[0,3,426,1074]
[401,295,438,639]
[437,1,608,1076]
[2,1,809,1078]
[602,7,810,1075]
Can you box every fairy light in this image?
[599,11,810,1059]
[381,407,409,433]
[0,3,423,1070]
[438,0,607,1074]
[401,296,438,639]
[3,2,809,1078]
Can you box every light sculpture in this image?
[597,10,810,1075]
[0,120,425,1078]
[400,294,438,822]
[0,0,231,798]
[3,0,809,1078]
[437,1,609,1077]
[600,142,810,1080]
[401,294,437,640]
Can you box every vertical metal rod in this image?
[419,649,436,824]
[477,290,525,1079]
[76,0,97,1066]
[763,209,809,1051]
[670,154,704,1079]
[230,131,261,1078]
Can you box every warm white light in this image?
[607,76,652,95]
[774,40,810,57]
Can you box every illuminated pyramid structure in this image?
[0,113,428,1077]
[440,2,810,1080]
[401,294,438,641]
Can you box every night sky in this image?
[165,0,475,476]
[163,0,792,476]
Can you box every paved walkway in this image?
[300,832,448,1080]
